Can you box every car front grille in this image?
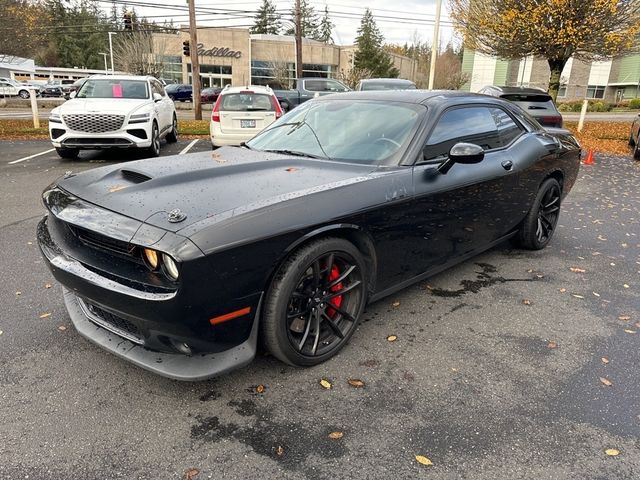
[78,298,144,344]
[67,224,137,258]
[62,114,125,133]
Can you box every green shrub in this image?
[557,100,614,112]
[589,101,612,112]
[629,98,640,109]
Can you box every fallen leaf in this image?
[44,284,52,289]
[392,301,400,307]
[593,292,600,297]
[623,329,636,334]
[599,377,613,387]
[15,291,21,296]
[601,357,609,364]
[522,299,531,305]
[605,448,620,456]
[559,288,567,293]
[275,445,285,457]
[27,241,33,245]
[547,341,558,349]
[57,325,66,331]
[183,468,199,480]
[328,431,344,440]
[623,284,630,289]
[387,335,397,342]
[415,455,433,466]
[255,384,265,394]
[348,379,365,388]
[39,312,51,319]
[108,184,126,193]
[570,267,586,273]
[618,315,631,321]
[319,379,332,389]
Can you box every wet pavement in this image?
[0,143,639,479]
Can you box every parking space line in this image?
[9,148,56,165]
[179,139,199,155]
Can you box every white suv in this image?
[48,75,177,159]
[210,85,282,148]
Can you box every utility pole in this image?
[108,32,117,74]
[188,0,202,120]
[428,0,442,90]
[295,0,303,80]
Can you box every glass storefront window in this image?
[251,61,334,88]
[157,55,182,84]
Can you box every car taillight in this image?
[211,96,221,122]
[540,116,563,127]
[271,95,283,118]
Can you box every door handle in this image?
[501,160,513,171]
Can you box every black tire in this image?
[211,144,219,150]
[18,89,30,99]
[634,142,640,161]
[55,147,79,160]
[262,237,368,367]
[147,122,160,157]
[165,114,178,143]
[629,132,635,147]
[514,178,562,250]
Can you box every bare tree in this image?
[113,31,168,78]
[262,45,293,89]
[434,47,469,90]
[336,67,372,90]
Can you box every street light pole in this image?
[187,0,202,120]
[428,0,442,90]
[108,32,117,74]
[99,52,108,74]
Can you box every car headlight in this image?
[49,113,62,123]
[129,112,151,124]
[143,248,159,269]
[162,254,180,280]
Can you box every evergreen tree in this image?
[354,9,398,78]
[285,0,318,39]
[251,0,281,35]
[316,6,334,44]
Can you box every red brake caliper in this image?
[327,264,343,318]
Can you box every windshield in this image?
[76,79,149,99]
[221,93,274,111]
[247,99,423,164]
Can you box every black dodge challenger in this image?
[38,91,581,380]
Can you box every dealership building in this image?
[151,27,415,88]
[461,49,640,102]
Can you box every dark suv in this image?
[478,86,563,128]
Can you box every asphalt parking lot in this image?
[1,141,639,479]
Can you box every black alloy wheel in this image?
[515,178,562,250]
[166,114,178,143]
[18,89,30,99]
[147,122,160,157]
[262,238,367,366]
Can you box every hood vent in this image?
[120,169,152,184]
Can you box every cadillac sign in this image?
[196,43,242,59]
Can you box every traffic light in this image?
[123,12,132,30]
[182,40,190,57]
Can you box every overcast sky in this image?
[109,0,455,47]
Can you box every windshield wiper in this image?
[262,149,326,159]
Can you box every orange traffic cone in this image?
[583,149,594,165]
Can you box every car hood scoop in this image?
[57,148,376,233]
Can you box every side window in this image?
[151,80,165,97]
[490,107,523,146]
[424,107,500,160]
[304,80,325,92]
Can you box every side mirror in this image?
[438,142,484,174]
[153,92,163,102]
[69,91,77,99]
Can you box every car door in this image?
[150,80,172,131]
[406,105,528,275]
[0,82,9,96]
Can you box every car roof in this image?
[84,75,158,82]
[360,78,415,84]
[314,89,506,107]
[483,85,549,95]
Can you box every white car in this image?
[48,75,177,159]
[210,85,282,148]
[0,79,35,99]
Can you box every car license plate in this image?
[240,120,256,128]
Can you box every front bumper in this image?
[49,120,153,150]
[37,214,261,380]
[63,288,259,381]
